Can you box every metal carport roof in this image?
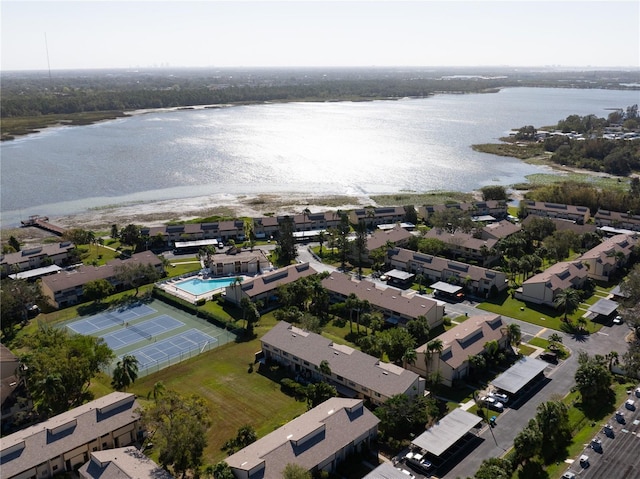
[411,408,481,456]
[429,281,463,294]
[587,298,619,316]
[491,356,548,395]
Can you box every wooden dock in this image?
[21,215,67,236]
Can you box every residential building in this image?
[594,209,640,232]
[520,215,598,235]
[578,233,638,281]
[387,248,508,297]
[226,398,379,479]
[408,315,508,387]
[419,200,508,223]
[515,260,588,306]
[321,272,444,328]
[225,262,317,307]
[522,201,591,224]
[261,321,425,405]
[0,392,142,479]
[423,228,500,267]
[205,249,270,276]
[1,242,75,277]
[78,447,174,479]
[480,219,521,241]
[39,251,164,309]
[365,224,413,253]
[1,344,30,434]
[349,206,407,228]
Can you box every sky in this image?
[2,0,639,71]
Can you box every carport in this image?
[491,356,548,395]
[430,281,463,301]
[586,298,619,320]
[411,408,482,456]
[385,269,415,289]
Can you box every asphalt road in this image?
[279,243,634,478]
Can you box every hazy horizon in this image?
[2,1,639,72]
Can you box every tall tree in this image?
[276,216,296,265]
[83,279,114,303]
[111,354,139,391]
[574,351,614,408]
[20,325,114,417]
[141,390,211,478]
[305,382,337,409]
[1,278,44,337]
[354,220,368,279]
[119,224,142,250]
[535,400,572,462]
[8,235,21,252]
[553,288,582,321]
[425,338,444,375]
[282,463,312,479]
[114,262,160,296]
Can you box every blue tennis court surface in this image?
[100,315,184,350]
[67,304,156,334]
[126,329,218,369]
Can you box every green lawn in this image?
[477,292,602,333]
[125,312,309,465]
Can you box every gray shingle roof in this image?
[0,392,140,478]
[262,321,421,399]
[226,398,379,478]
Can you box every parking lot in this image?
[562,386,640,479]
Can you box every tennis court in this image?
[67,304,156,334]
[100,315,184,350]
[124,329,218,370]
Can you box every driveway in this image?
[442,320,631,478]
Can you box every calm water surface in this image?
[2,87,638,226]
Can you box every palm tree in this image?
[317,230,326,258]
[345,293,359,333]
[502,323,522,349]
[606,351,619,372]
[147,380,166,403]
[553,288,582,321]
[425,338,444,377]
[548,333,563,351]
[111,354,139,391]
[303,207,311,232]
[319,359,331,377]
[402,348,417,369]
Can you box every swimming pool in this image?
[175,277,238,295]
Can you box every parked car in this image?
[405,451,432,475]
[480,396,504,412]
[603,424,614,437]
[579,454,590,468]
[562,472,576,479]
[489,391,509,404]
[590,438,602,452]
[540,351,558,363]
[613,315,623,324]
[635,387,640,398]
[615,411,625,424]
[625,399,635,410]
[396,468,415,479]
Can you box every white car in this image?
[489,391,509,404]
[396,468,415,479]
[635,387,640,398]
[480,396,504,411]
[625,399,636,410]
[562,472,576,479]
[613,315,623,324]
[579,454,589,467]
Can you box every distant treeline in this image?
[2,66,639,118]
[526,179,640,215]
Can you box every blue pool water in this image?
[176,277,237,295]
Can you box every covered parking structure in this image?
[385,269,415,289]
[411,408,482,457]
[585,298,619,322]
[430,281,464,301]
[491,356,549,396]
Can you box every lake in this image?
[1,87,638,227]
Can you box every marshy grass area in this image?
[1,110,129,141]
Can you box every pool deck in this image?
[157,272,248,304]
